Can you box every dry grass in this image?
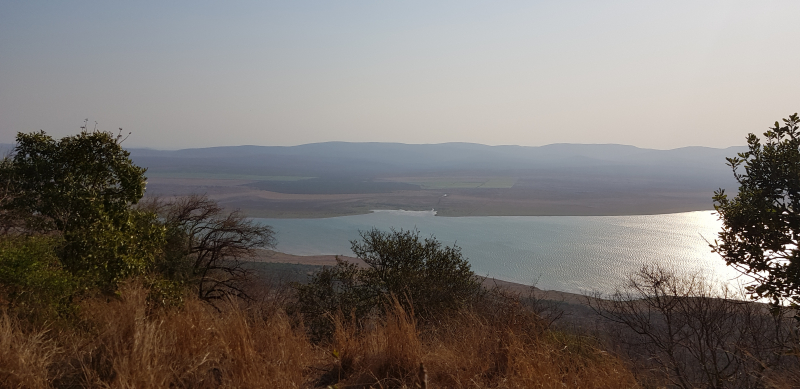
[322,298,425,387]
[2,282,310,388]
[319,295,640,389]
[1,283,646,389]
[424,312,638,388]
[0,312,59,389]
[81,283,310,388]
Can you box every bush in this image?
[296,228,483,339]
[591,265,798,388]
[351,228,482,315]
[59,209,166,291]
[0,236,78,322]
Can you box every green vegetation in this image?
[295,228,482,339]
[713,113,800,307]
[0,129,165,290]
[347,228,481,315]
[0,128,275,317]
[0,236,78,323]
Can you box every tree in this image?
[591,265,795,389]
[713,113,800,306]
[296,228,482,339]
[351,228,482,315]
[0,127,165,289]
[1,128,146,234]
[155,195,276,302]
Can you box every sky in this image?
[1,1,799,150]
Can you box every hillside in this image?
[121,142,743,217]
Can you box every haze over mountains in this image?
[1,141,745,217]
[128,142,743,177]
[114,142,745,218]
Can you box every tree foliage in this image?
[2,129,146,234]
[713,113,800,306]
[0,129,164,289]
[0,126,165,289]
[296,228,482,339]
[351,228,482,314]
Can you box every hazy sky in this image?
[1,1,799,150]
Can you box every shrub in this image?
[351,228,482,315]
[59,208,166,291]
[296,228,483,339]
[591,265,798,388]
[0,236,78,322]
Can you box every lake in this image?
[254,210,743,295]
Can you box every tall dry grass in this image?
[322,294,640,389]
[1,282,646,388]
[2,281,310,388]
[322,298,425,387]
[0,312,59,389]
[76,283,310,388]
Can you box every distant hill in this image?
[3,141,744,181]
[3,141,748,216]
[127,142,745,181]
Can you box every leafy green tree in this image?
[713,113,800,306]
[296,228,482,338]
[0,128,165,289]
[351,228,482,315]
[2,129,146,233]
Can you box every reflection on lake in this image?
[254,210,742,295]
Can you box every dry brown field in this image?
[144,176,715,218]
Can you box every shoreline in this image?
[250,207,718,220]
[248,249,591,305]
[244,206,718,220]
[143,176,719,219]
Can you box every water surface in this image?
[255,210,740,295]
